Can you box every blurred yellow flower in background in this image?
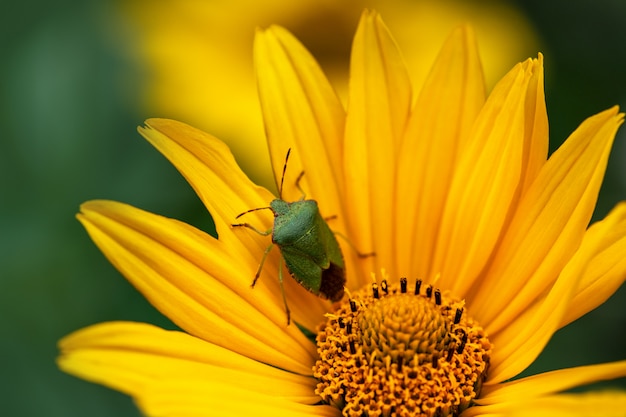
[119,0,540,186]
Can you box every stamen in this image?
[415,279,422,295]
[400,277,407,293]
[435,289,442,305]
[381,279,389,295]
[426,285,433,299]
[454,308,463,325]
[372,283,379,299]
[431,353,439,369]
[456,329,468,354]
[446,346,455,362]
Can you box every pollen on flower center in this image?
[313,277,492,417]
[359,293,452,368]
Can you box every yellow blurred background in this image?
[1,1,625,416]
[118,0,540,186]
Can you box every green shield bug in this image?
[232,149,346,324]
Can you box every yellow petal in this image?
[344,10,412,283]
[432,58,535,295]
[138,118,276,254]
[395,25,486,279]
[77,200,318,374]
[478,360,626,404]
[254,25,345,205]
[465,391,626,417]
[472,107,623,333]
[254,25,366,285]
[484,201,623,383]
[560,202,626,327]
[519,53,548,194]
[58,322,318,400]
[139,378,340,417]
[58,322,333,417]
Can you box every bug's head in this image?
[269,199,290,216]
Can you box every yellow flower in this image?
[119,0,540,186]
[59,10,626,417]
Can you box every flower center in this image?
[313,277,492,417]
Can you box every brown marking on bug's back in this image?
[319,262,346,301]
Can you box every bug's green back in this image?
[270,199,345,300]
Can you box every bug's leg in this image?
[251,243,275,287]
[324,214,338,221]
[295,170,306,199]
[333,231,376,258]
[278,257,291,325]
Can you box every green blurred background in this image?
[1,1,625,416]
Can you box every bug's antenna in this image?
[234,206,272,219]
[278,148,291,199]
